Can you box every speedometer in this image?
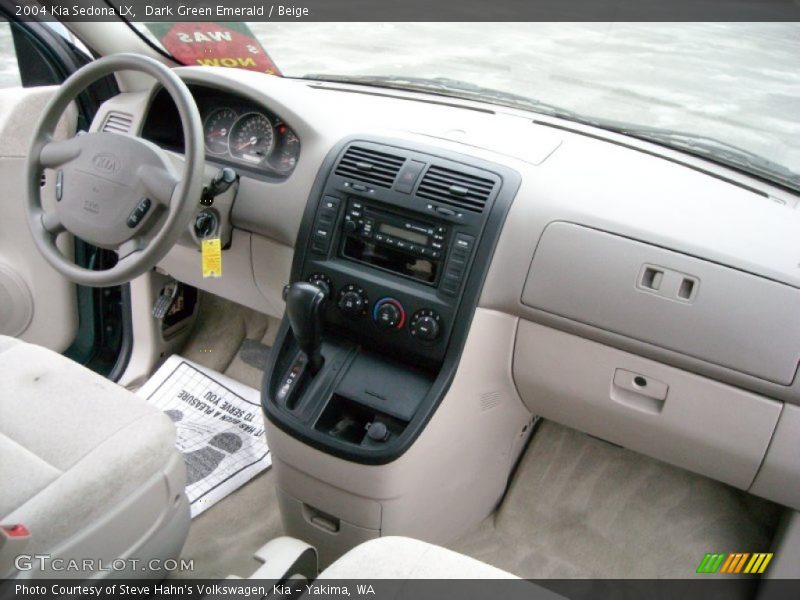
[203,108,237,155]
[229,113,275,165]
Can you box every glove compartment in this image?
[513,321,781,489]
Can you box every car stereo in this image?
[264,136,521,464]
[340,199,448,285]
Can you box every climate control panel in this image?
[307,272,445,357]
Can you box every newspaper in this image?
[137,355,271,518]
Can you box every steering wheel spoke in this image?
[40,210,65,236]
[116,236,145,260]
[138,165,179,207]
[39,138,81,169]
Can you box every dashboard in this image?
[142,84,300,179]
[100,65,800,512]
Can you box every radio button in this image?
[454,233,475,250]
[322,196,340,211]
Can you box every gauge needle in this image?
[236,136,259,151]
[208,129,227,138]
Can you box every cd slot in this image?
[342,236,439,284]
[340,198,448,286]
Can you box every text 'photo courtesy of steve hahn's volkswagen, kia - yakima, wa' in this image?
[0,1,799,599]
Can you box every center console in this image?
[262,137,520,464]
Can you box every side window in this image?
[0,18,95,90]
[0,20,22,89]
[0,16,114,126]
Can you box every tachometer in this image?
[203,108,237,155]
[229,113,275,165]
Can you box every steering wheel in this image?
[25,53,204,287]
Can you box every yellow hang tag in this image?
[201,238,222,278]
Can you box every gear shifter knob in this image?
[285,281,326,375]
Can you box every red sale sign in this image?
[147,22,282,76]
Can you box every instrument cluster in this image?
[202,103,300,177]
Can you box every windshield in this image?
[140,22,800,190]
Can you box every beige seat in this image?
[314,538,570,599]
[0,336,188,578]
[319,536,518,579]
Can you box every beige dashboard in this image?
[96,65,800,514]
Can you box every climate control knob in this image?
[337,284,368,318]
[410,309,442,342]
[308,273,333,299]
[373,298,406,331]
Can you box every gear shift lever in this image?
[284,282,326,375]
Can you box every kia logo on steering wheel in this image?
[92,152,120,175]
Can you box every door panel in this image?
[0,86,79,351]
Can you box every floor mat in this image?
[449,420,781,580]
[138,355,272,518]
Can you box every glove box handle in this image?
[611,368,668,414]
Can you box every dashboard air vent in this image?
[335,145,404,188]
[102,112,133,134]
[417,166,495,213]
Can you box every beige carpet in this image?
[172,292,284,578]
[449,420,781,579]
[179,292,280,389]
[173,469,284,579]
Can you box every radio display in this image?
[379,223,428,245]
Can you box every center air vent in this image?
[102,112,133,134]
[335,145,405,188]
[417,165,495,213]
